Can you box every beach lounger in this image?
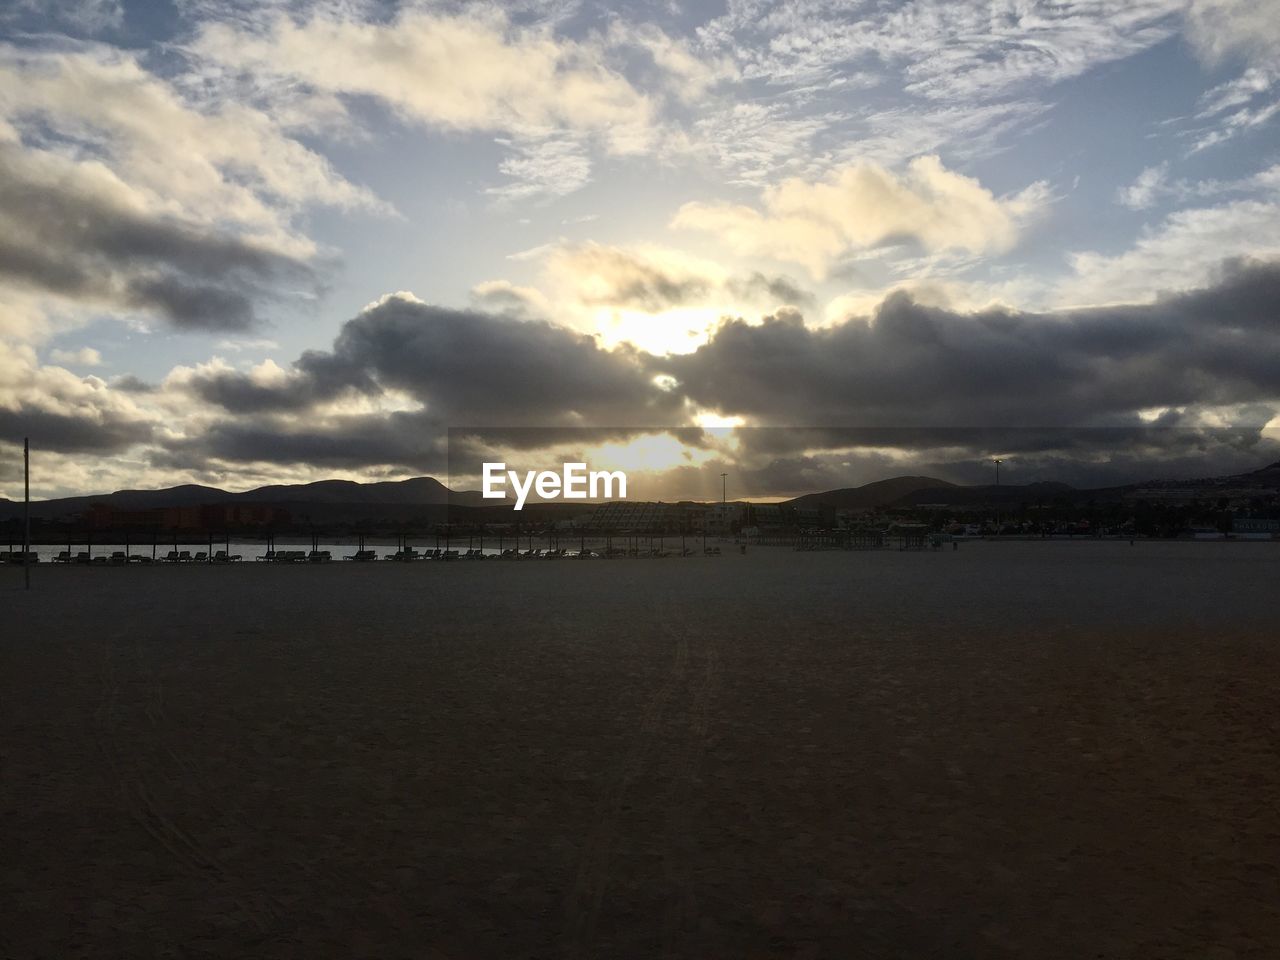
[177,550,193,562]
[129,554,152,564]
[161,550,180,562]
[53,550,71,563]
[308,550,331,563]
[109,551,128,564]
[74,551,91,564]
[256,550,276,562]
[343,549,377,561]
[193,551,208,563]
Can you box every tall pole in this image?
[23,437,30,590]
[720,473,727,503]
[994,458,1003,537]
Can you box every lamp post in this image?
[720,473,727,503]
[993,458,1003,537]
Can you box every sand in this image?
[3,541,1278,958]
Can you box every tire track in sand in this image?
[95,631,283,937]
[561,589,720,960]
[655,595,720,960]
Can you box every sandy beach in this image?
[3,541,1278,958]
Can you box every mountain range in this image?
[3,461,1280,523]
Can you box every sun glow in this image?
[581,432,715,475]
[591,306,720,354]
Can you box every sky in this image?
[3,0,1280,500]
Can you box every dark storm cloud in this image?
[153,410,449,475]
[0,404,153,453]
[189,294,683,424]
[109,374,157,393]
[170,295,687,469]
[658,259,1280,429]
[168,261,1280,478]
[0,143,314,331]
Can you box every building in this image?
[1233,517,1280,535]
[704,502,745,533]
[587,501,685,532]
[87,502,289,531]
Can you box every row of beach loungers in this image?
[44,549,245,564]
[351,546,719,560]
[5,545,725,564]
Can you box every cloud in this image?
[0,45,384,233]
[1115,160,1280,210]
[188,8,666,198]
[0,343,154,454]
[1181,1,1280,150]
[1061,197,1280,305]
[469,280,552,318]
[0,140,315,331]
[1117,163,1171,210]
[683,102,837,187]
[672,156,1047,278]
[0,44,386,335]
[9,258,1280,490]
[153,410,451,476]
[148,260,1280,478]
[486,136,593,202]
[699,1,1182,99]
[4,0,123,34]
[657,259,1280,431]
[1184,0,1280,68]
[545,243,716,312]
[49,347,103,367]
[483,242,818,353]
[214,337,280,353]
[164,292,686,472]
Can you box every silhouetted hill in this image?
[231,477,455,505]
[890,480,1077,507]
[7,457,1280,526]
[0,476,484,521]
[784,476,956,510]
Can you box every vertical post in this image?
[23,437,30,590]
